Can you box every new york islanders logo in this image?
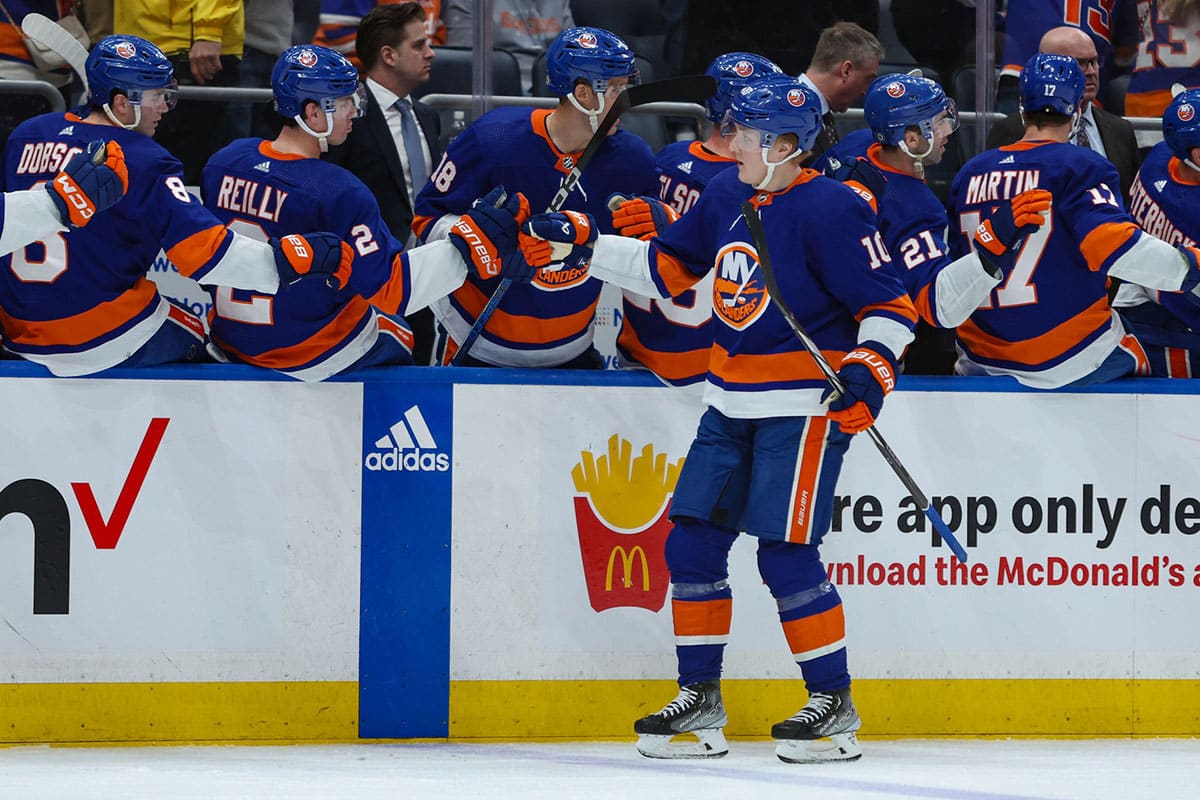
[787,89,806,107]
[296,49,319,67]
[886,81,906,98]
[712,242,769,329]
[733,60,756,77]
[1179,103,1195,123]
[115,41,136,59]
[577,32,598,48]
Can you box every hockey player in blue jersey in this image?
[521,75,917,763]
[202,45,534,381]
[411,25,657,368]
[0,139,127,257]
[948,53,1200,389]
[608,52,782,387]
[1113,86,1200,377]
[1,35,346,376]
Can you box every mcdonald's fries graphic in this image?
[572,434,685,612]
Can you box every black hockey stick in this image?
[450,74,718,366]
[740,201,968,563]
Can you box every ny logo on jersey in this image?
[712,241,769,329]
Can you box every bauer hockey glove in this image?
[607,193,680,240]
[519,211,597,272]
[448,186,536,283]
[822,342,898,435]
[972,188,1052,278]
[46,140,129,228]
[273,232,354,290]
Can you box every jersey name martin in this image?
[213,175,289,223]
[960,168,1042,205]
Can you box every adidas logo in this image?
[1155,180,1168,192]
[998,155,1015,164]
[58,125,74,136]
[254,161,271,173]
[365,404,450,472]
[678,160,694,174]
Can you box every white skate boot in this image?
[633,680,729,759]
[772,687,862,763]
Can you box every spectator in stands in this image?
[0,0,77,85]
[799,22,884,166]
[443,0,572,94]
[326,2,442,364]
[1124,0,1200,148]
[230,0,294,141]
[113,0,244,184]
[988,25,1141,205]
[314,0,445,66]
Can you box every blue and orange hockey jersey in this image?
[591,167,917,419]
[616,139,736,387]
[202,138,465,380]
[1,112,279,376]
[1001,0,1124,77]
[412,106,657,367]
[314,0,445,65]
[1126,1,1200,119]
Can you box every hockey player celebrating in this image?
[948,53,1200,388]
[1,35,346,376]
[411,25,657,368]
[609,52,782,387]
[201,45,533,381]
[0,139,127,256]
[521,74,917,762]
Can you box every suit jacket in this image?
[985,105,1141,205]
[325,84,442,244]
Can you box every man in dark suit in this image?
[796,22,884,167]
[326,2,442,364]
[986,26,1140,206]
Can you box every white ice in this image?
[1,739,1196,800]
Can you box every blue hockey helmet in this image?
[703,52,783,123]
[544,26,639,97]
[864,73,958,146]
[86,35,176,109]
[722,75,823,152]
[272,45,364,119]
[1019,53,1085,117]
[1163,88,1200,162]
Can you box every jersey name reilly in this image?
[214,175,289,222]
[961,169,1041,205]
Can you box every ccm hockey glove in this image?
[519,210,597,272]
[273,232,354,290]
[46,140,129,227]
[448,186,535,282]
[822,342,899,434]
[972,188,1052,277]
[607,193,680,240]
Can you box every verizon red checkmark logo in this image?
[71,417,169,549]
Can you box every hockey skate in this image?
[634,680,729,759]
[772,687,862,764]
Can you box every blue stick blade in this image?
[925,507,968,563]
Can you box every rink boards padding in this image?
[1,364,1199,743]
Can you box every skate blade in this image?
[636,728,729,759]
[775,731,862,764]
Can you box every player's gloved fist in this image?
[972,188,1052,277]
[821,341,898,435]
[46,140,129,227]
[828,156,887,208]
[448,186,536,283]
[519,210,597,272]
[607,193,679,240]
[273,232,354,290]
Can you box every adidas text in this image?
[365,448,450,472]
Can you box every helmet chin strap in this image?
[899,136,935,180]
[103,102,141,131]
[296,111,336,153]
[754,147,803,191]
[568,90,607,133]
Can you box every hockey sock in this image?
[666,519,737,685]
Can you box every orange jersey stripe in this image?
[366,254,407,315]
[856,295,918,324]
[220,297,373,369]
[1119,334,1150,376]
[1079,221,1138,273]
[0,278,158,347]
[912,284,936,326]
[654,248,703,298]
[781,604,845,658]
[672,598,733,638]
[616,324,712,383]
[1125,88,1175,119]
[411,214,435,240]
[1168,347,1190,378]
[957,296,1110,364]
[167,225,231,277]
[0,26,30,60]
[709,343,844,385]
[787,416,829,544]
[451,280,596,344]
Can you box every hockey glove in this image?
[972,188,1052,278]
[448,186,535,283]
[273,232,354,290]
[46,140,129,228]
[821,342,898,435]
[520,210,597,272]
[608,193,680,240]
[828,156,887,209]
